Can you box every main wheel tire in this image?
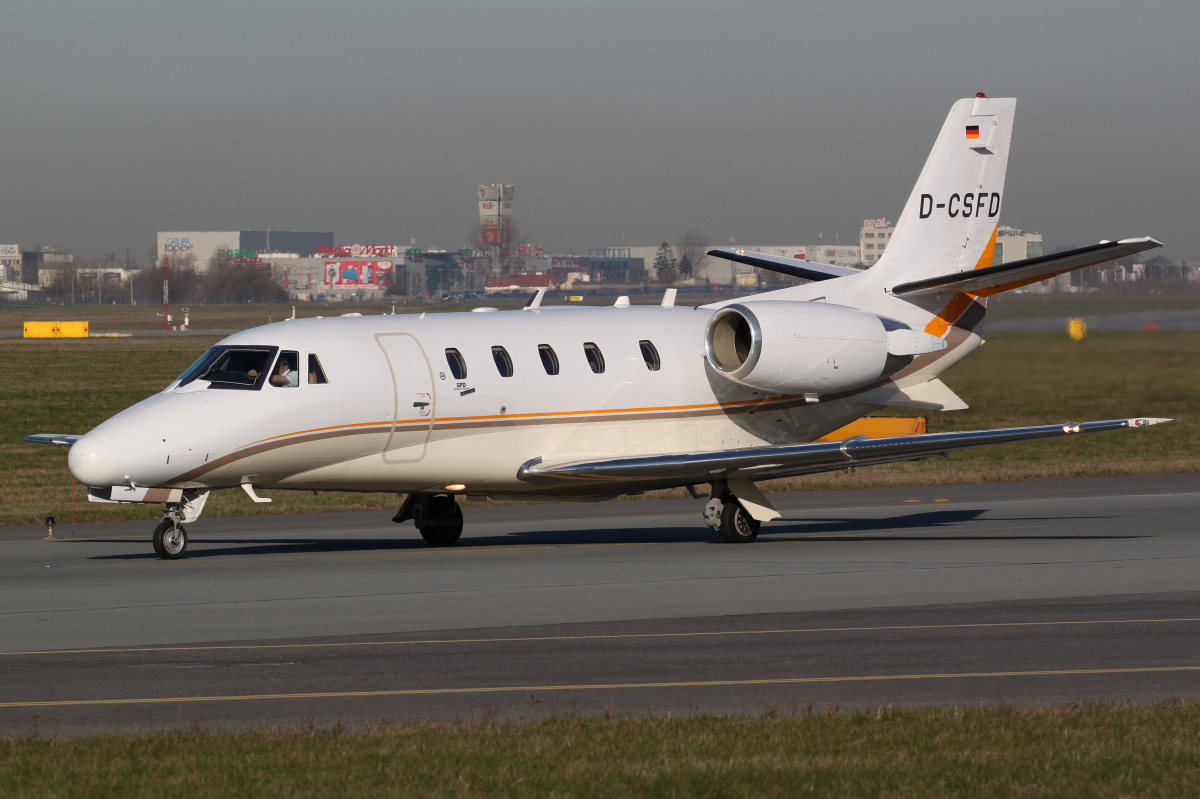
[416,497,464,547]
[718,501,760,543]
[152,519,188,559]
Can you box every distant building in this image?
[22,247,74,285]
[0,244,18,283]
[859,218,894,266]
[156,231,334,271]
[993,226,1043,264]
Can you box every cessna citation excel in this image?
[30,95,1169,559]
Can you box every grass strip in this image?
[2,702,1199,797]
[3,331,1198,526]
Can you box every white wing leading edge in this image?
[518,417,1171,491]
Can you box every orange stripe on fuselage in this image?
[923,224,998,337]
[238,393,804,451]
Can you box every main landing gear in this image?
[702,479,778,543]
[703,495,761,543]
[394,493,464,547]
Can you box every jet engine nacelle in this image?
[704,301,944,396]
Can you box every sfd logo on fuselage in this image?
[919,192,1000,219]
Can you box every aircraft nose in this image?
[68,432,122,487]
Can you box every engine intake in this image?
[705,301,936,396]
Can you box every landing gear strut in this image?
[394,493,464,547]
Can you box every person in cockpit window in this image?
[270,353,299,387]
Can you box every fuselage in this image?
[67,292,977,499]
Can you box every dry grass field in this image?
[1,329,1197,527]
[3,702,1199,797]
[2,288,1195,332]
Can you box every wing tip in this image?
[1128,417,1172,427]
[1115,237,1165,248]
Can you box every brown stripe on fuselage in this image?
[164,393,813,485]
[168,425,389,484]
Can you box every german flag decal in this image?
[965,125,981,139]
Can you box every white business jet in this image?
[29,95,1168,559]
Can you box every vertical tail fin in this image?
[869,96,1017,289]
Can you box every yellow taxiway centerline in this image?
[4,616,1198,657]
[2,665,1198,709]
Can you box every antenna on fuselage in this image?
[660,288,677,308]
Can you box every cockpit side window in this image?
[176,348,222,388]
[270,351,300,387]
[308,354,329,385]
[188,346,278,390]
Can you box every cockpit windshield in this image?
[176,346,279,390]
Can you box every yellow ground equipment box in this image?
[817,416,927,441]
[23,321,89,338]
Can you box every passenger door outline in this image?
[375,333,435,463]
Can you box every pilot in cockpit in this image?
[225,356,259,383]
[270,352,299,387]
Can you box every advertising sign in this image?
[0,244,18,258]
[323,260,394,287]
[315,244,399,258]
[156,231,239,267]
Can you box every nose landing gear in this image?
[152,518,188,559]
[151,489,207,560]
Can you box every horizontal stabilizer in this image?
[856,378,968,411]
[890,238,1162,297]
[707,248,859,282]
[24,433,82,447]
[518,417,1169,491]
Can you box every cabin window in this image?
[308,354,329,384]
[538,344,559,375]
[179,346,277,390]
[583,342,605,374]
[639,340,661,371]
[492,346,514,377]
[270,351,300,387]
[445,348,467,380]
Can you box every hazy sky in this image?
[3,0,1197,263]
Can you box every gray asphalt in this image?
[1,474,1198,734]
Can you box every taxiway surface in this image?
[2,474,1197,733]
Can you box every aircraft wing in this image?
[707,248,860,282]
[24,434,82,447]
[518,417,1169,490]
[890,238,1162,297]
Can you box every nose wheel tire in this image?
[152,519,188,559]
[718,500,760,544]
[415,495,464,547]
